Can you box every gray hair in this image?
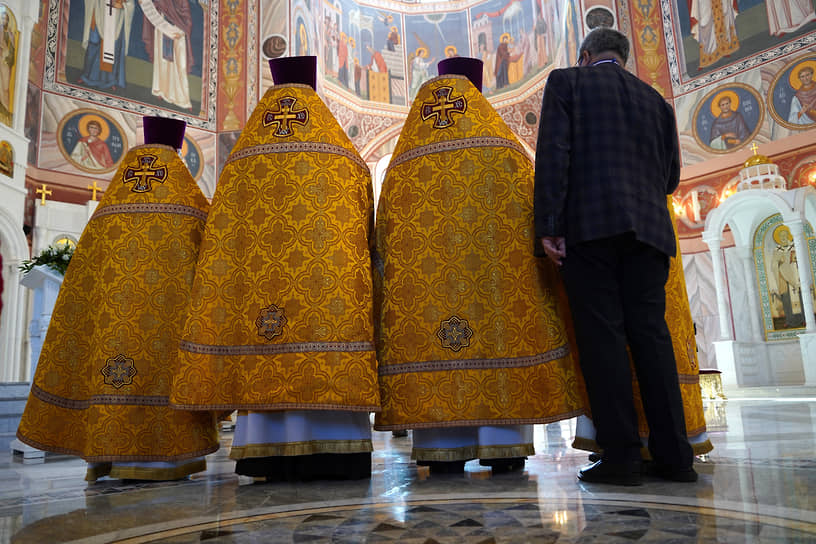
[579,28,629,64]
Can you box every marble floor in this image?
[2,392,815,543]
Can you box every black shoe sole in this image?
[578,472,642,486]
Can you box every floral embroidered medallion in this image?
[263,97,310,137]
[421,86,467,129]
[256,304,287,340]
[101,354,137,388]
[123,154,168,193]
[437,315,473,352]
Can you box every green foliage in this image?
[19,242,75,276]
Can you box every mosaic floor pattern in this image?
[122,497,816,543]
[2,395,816,543]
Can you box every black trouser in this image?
[561,233,693,468]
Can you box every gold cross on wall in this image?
[36,184,52,206]
[421,86,467,129]
[87,181,101,201]
[750,142,759,154]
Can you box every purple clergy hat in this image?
[437,57,484,93]
[143,116,186,150]
[269,56,317,90]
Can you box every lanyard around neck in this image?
[591,59,620,66]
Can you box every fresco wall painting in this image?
[27,0,222,204]
[219,0,246,131]
[769,53,816,130]
[669,0,816,84]
[0,4,19,127]
[56,108,126,175]
[753,214,816,341]
[404,11,468,101]
[322,0,406,105]
[314,0,572,112]
[655,0,816,172]
[470,0,562,96]
[692,83,764,153]
[44,0,218,130]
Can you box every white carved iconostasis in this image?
[703,155,816,389]
[662,0,816,384]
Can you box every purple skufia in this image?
[143,116,186,150]
[438,57,484,93]
[269,56,317,90]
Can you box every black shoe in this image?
[588,452,602,463]
[417,460,466,474]
[578,459,642,486]
[645,462,698,482]
[479,457,526,473]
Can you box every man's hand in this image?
[540,236,566,266]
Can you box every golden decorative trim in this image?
[229,439,373,459]
[571,436,601,454]
[373,410,585,431]
[412,445,477,461]
[172,401,381,412]
[677,373,701,384]
[473,443,534,459]
[87,459,207,482]
[92,203,208,222]
[17,430,218,464]
[225,142,369,171]
[572,435,714,458]
[31,384,169,410]
[378,346,570,376]
[178,340,375,356]
[387,137,526,175]
[84,446,218,464]
[412,443,534,462]
[692,439,715,456]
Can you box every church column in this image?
[13,5,37,134]
[736,245,763,341]
[703,236,734,340]
[786,220,816,332]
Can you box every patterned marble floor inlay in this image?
[3,397,816,543]
[118,498,816,543]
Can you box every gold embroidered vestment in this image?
[374,75,587,430]
[172,84,380,414]
[17,145,218,478]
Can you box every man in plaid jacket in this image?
[534,27,696,486]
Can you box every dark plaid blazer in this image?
[534,61,680,257]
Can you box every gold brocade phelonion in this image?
[16,144,219,480]
[171,83,380,414]
[373,74,588,430]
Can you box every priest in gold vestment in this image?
[17,117,219,481]
[171,57,380,480]
[374,58,586,473]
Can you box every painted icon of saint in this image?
[787,61,816,126]
[708,91,750,150]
